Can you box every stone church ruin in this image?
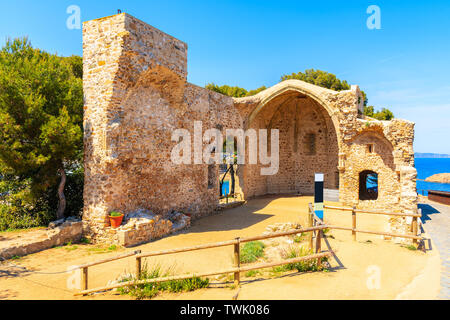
[82,13,417,246]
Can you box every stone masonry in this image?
[0,218,82,260]
[82,13,418,246]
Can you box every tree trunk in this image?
[56,168,67,220]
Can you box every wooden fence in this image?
[74,203,423,296]
[310,204,422,245]
[75,225,332,296]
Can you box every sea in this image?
[217,158,449,197]
[415,158,450,196]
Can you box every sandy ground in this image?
[0,196,440,300]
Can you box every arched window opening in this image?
[359,170,378,200]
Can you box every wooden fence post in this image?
[315,229,322,253]
[315,229,322,266]
[412,208,420,245]
[308,205,314,250]
[136,257,142,279]
[234,238,240,286]
[82,267,88,291]
[352,206,357,242]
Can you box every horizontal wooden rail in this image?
[76,250,142,291]
[240,225,327,243]
[323,205,421,218]
[75,251,333,296]
[137,240,238,258]
[77,250,142,269]
[313,203,422,244]
[137,225,328,259]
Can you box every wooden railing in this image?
[75,225,332,296]
[76,250,142,292]
[314,204,422,245]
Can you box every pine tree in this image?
[0,38,83,220]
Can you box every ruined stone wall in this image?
[338,119,417,213]
[83,14,242,243]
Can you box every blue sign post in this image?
[314,173,324,221]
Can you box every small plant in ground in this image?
[118,264,209,300]
[404,244,417,251]
[65,245,79,251]
[240,241,265,264]
[87,244,120,254]
[293,233,306,243]
[245,270,262,277]
[270,266,286,275]
[80,237,90,244]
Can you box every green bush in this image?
[118,264,210,300]
[0,177,53,231]
[240,241,265,264]
[0,167,84,231]
[279,246,327,272]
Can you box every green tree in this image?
[0,38,83,221]
[207,69,393,119]
[282,69,393,120]
[281,69,351,91]
[364,105,394,120]
[205,83,267,98]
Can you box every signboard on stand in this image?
[314,173,324,221]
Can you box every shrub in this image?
[118,264,209,300]
[0,167,84,231]
[240,241,265,264]
[279,246,327,272]
[245,270,261,277]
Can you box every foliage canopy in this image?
[206,69,394,120]
[0,38,84,229]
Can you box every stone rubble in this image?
[113,209,191,247]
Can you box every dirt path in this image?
[419,199,450,299]
[0,196,439,300]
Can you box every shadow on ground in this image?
[419,203,441,224]
[0,289,17,299]
[0,264,31,279]
[186,198,278,234]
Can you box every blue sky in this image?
[1,0,449,153]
